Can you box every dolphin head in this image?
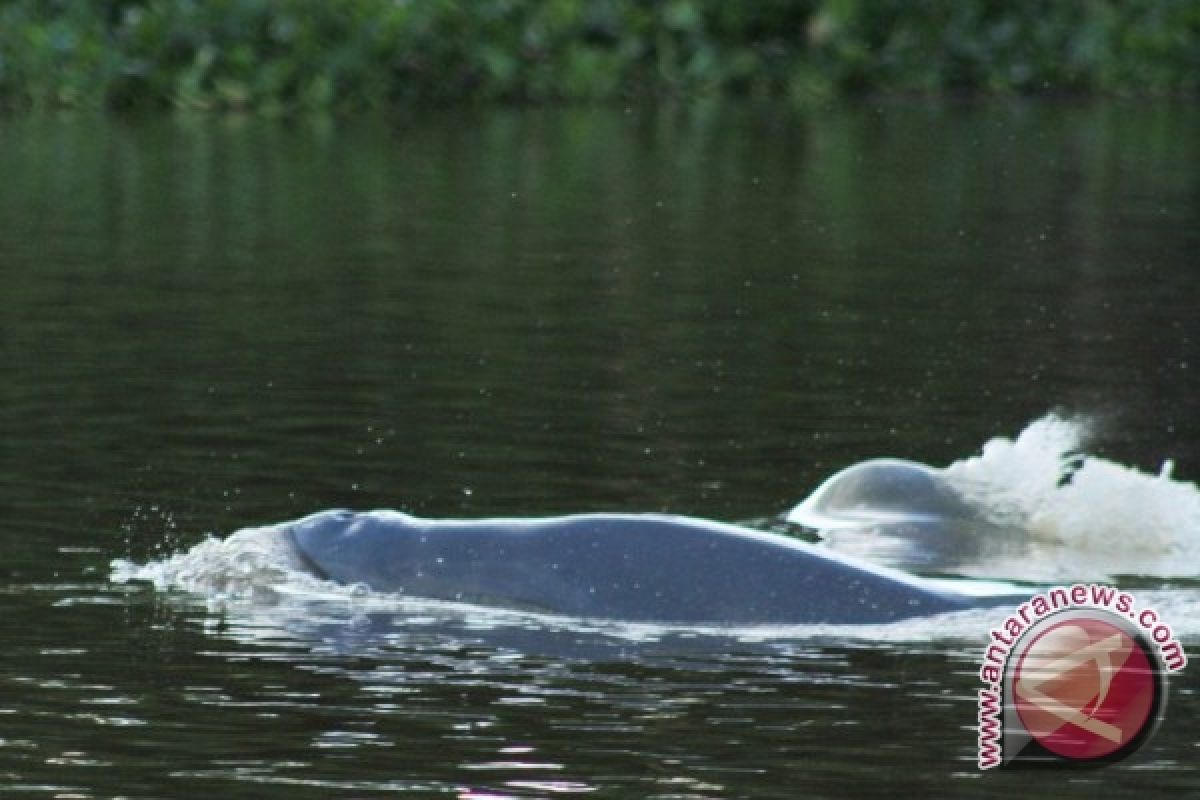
[785,458,1035,574]
[282,509,424,586]
[787,458,974,531]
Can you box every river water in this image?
[2,101,1198,797]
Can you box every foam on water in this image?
[111,523,326,604]
[942,413,1200,582]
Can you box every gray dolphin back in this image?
[285,510,980,625]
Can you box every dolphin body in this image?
[282,471,1016,625]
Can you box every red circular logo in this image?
[1013,615,1158,760]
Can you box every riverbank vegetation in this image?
[2,0,1197,111]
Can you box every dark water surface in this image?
[1,101,1198,797]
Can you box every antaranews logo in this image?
[977,584,1187,769]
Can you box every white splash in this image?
[943,413,1200,581]
[111,523,324,604]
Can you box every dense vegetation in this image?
[2,0,1198,110]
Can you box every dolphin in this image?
[786,458,1033,574]
[281,502,1018,625]
[788,458,974,530]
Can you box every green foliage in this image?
[0,0,1197,110]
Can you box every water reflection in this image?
[111,585,966,797]
[2,571,1196,798]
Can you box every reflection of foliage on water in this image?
[2,101,1194,537]
[1,0,1198,110]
